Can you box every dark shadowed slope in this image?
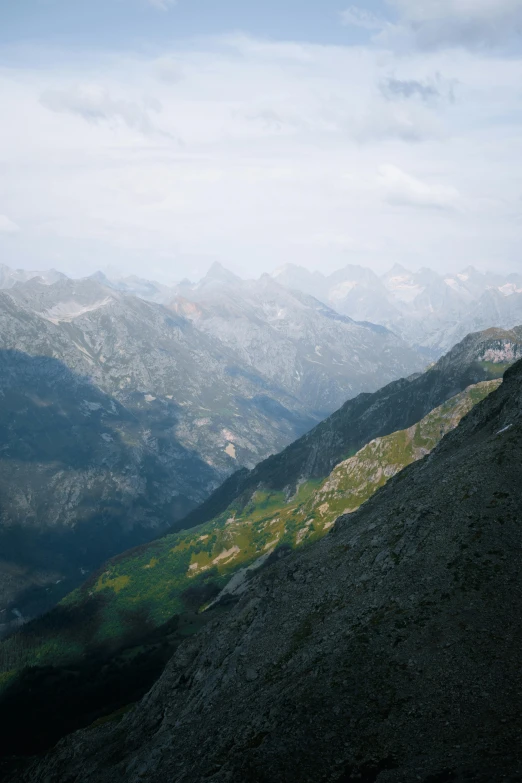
[0,350,216,632]
[9,357,522,782]
[0,380,496,765]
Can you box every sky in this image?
[0,0,522,282]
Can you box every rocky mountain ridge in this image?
[273,262,522,355]
[180,326,522,531]
[169,267,420,416]
[0,379,499,763]
[10,343,522,782]
[5,260,522,359]
[0,272,422,631]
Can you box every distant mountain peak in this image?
[89,270,112,285]
[272,263,300,276]
[202,262,241,285]
[384,262,412,277]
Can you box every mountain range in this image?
[1,257,521,780]
[4,335,522,782]
[0,266,422,633]
[4,260,522,360]
[273,262,522,355]
[0,326,519,766]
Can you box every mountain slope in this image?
[179,326,522,530]
[16,356,522,782]
[170,267,422,416]
[0,272,423,631]
[0,348,218,635]
[7,276,321,474]
[0,282,316,629]
[273,262,522,357]
[0,380,499,760]
[434,288,522,353]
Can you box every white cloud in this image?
[0,36,521,278]
[387,0,522,50]
[378,164,461,210]
[341,7,385,31]
[40,84,162,134]
[0,215,20,234]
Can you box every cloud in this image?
[380,76,444,102]
[387,0,522,50]
[378,164,461,210]
[1,36,521,278]
[341,7,385,31]
[0,215,20,234]
[40,84,162,134]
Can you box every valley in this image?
[0,327,509,760]
[4,330,522,783]
[0,266,423,630]
[0,267,521,780]
[3,4,522,777]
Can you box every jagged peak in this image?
[202,261,241,285]
[382,262,412,278]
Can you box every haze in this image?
[1,0,521,282]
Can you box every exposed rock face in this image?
[0,347,217,632]
[13,357,522,782]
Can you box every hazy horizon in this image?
[2,257,522,288]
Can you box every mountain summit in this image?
[200,261,242,286]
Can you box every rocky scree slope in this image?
[180,326,522,530]
[15,357,522,783]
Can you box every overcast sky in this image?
[1,0,522,282]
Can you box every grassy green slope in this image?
[0,379,499,683]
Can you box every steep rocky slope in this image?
[0,347,216,635]
[180,326,522,530]
[0,380,499,764]
[171,263,422,416]
[15,355,522,782]
[0,378,495,674]
[6,277,320,475]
